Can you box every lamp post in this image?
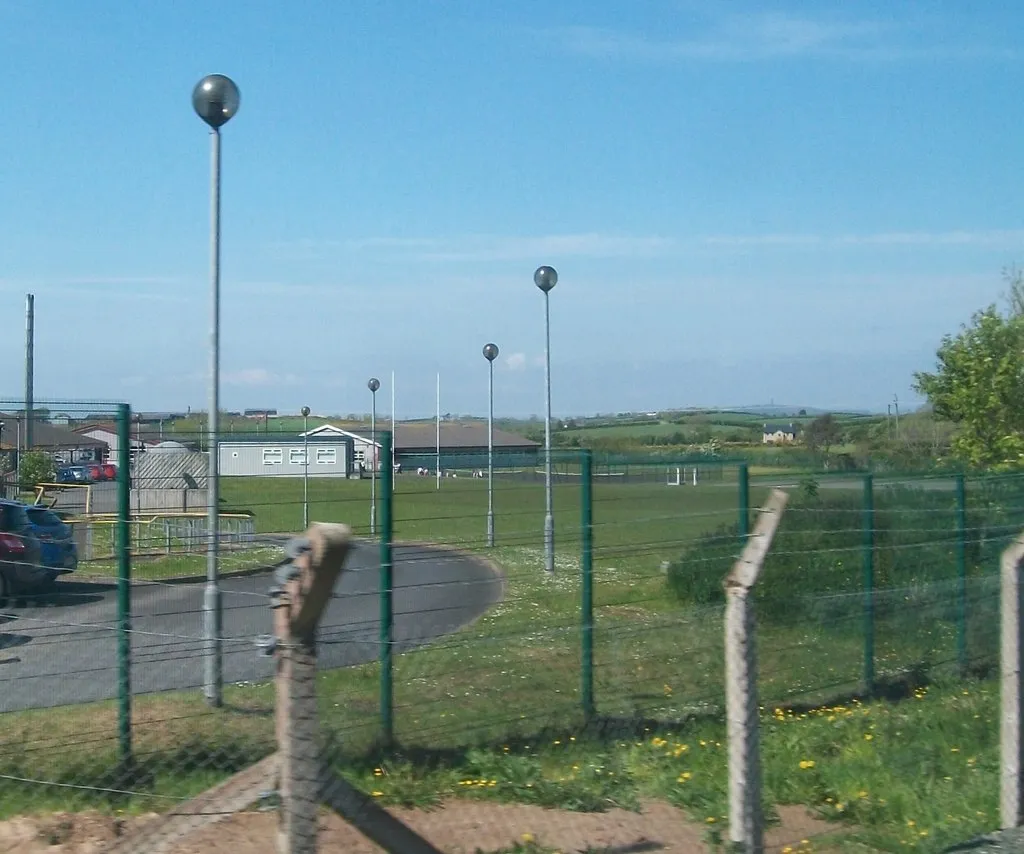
[534,265,558,574]
[193,72,240,708]
[301,406,311,529]
[368,377,380,535]
[482,344,499,547]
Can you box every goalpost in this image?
[666,466,699,487]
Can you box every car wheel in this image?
[0,571,8,605]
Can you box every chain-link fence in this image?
[1,430,1017,851]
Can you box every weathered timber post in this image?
[724,488,789,854]
[272,523,352,854]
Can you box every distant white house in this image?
[762,422,799,444]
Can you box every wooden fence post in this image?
[724,489,789,854]
[1002,533,1024,829]
[273,523,352,854]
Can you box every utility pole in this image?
[24,294,34,449]
[893,394,900,441]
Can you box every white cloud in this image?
[222,368,298,387]
[556,13,1013,63]
[698,229,1024,249]
[505,353,527,371]
[270,233,675,263]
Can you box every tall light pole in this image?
[301,406,310,529]
[193,72,240,708]
[534,265,558,575]
[483,343,499,547]
[368,378,380,535]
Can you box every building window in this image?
[289,448,307,465]
[316,447,337,465]
[262,448,283,465]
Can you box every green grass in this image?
[75,545,284,581]
[0,474,1001,851]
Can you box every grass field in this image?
[0,471,1005,850]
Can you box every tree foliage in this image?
[914,302,1024,469]
[19,451,55,490]
[803,413,842,456]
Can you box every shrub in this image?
[19,450,55,490]
[666,485,998,623]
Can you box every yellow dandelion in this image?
[706,816,716,824]
[864,733,874,741]
[799,760,815,769]
[372,790,383,797]
[522,833,535,844]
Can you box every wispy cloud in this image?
[557,13,1013,63]
[504,352,527,372]
[699,229,1024,248]
[272,233,675,263]
[222,368,298,387]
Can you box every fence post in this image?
[273,524,353,854]
[580,449,595,721]
[379,431,394,747]
[737,463,750,541]
[862,473,875,695]
[955,474,968,673]
[725,489,789,854]
[1001,533,1024,829]
[116,403,132,766]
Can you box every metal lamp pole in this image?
[483,344,499,547]
[534,265,558,574]
[193,73,240,708]
[301,406,310,529]
[368,377,380,535]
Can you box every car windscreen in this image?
[26,508,63,528]
[0,504,30,532]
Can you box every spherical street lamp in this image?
[534,265,558,293]
[192,75,241,129]
[534,265,558,574]
[368,378,380,535]
[483,344,499,547]
[194,72,240,708]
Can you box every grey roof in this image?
[389,422,538,451]
[134,450,209,489]
[763,422,799,434]
[0,414,107,451]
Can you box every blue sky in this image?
[1,1,1022,419]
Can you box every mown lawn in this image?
[0,521,997,851]
[3,471,1005,851]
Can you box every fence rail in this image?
[2,427,1023,850]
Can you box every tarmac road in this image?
[0,541,502,712]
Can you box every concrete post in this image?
[724,488,789,854]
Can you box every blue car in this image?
[56,466,86,484]
[24,505,78,576]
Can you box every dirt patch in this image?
[0,801,841,853]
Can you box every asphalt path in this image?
[0,541,502,712]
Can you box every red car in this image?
[101,464,117,481]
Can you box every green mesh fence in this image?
[2,439,1021,842]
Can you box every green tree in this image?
[803,413,842,458]
[914,304,1024,469]
[19,450,55,490]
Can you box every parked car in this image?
[0,500,45,599]
[101,463,117,481]
[25,505,78,575]
[56,465,89,484]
